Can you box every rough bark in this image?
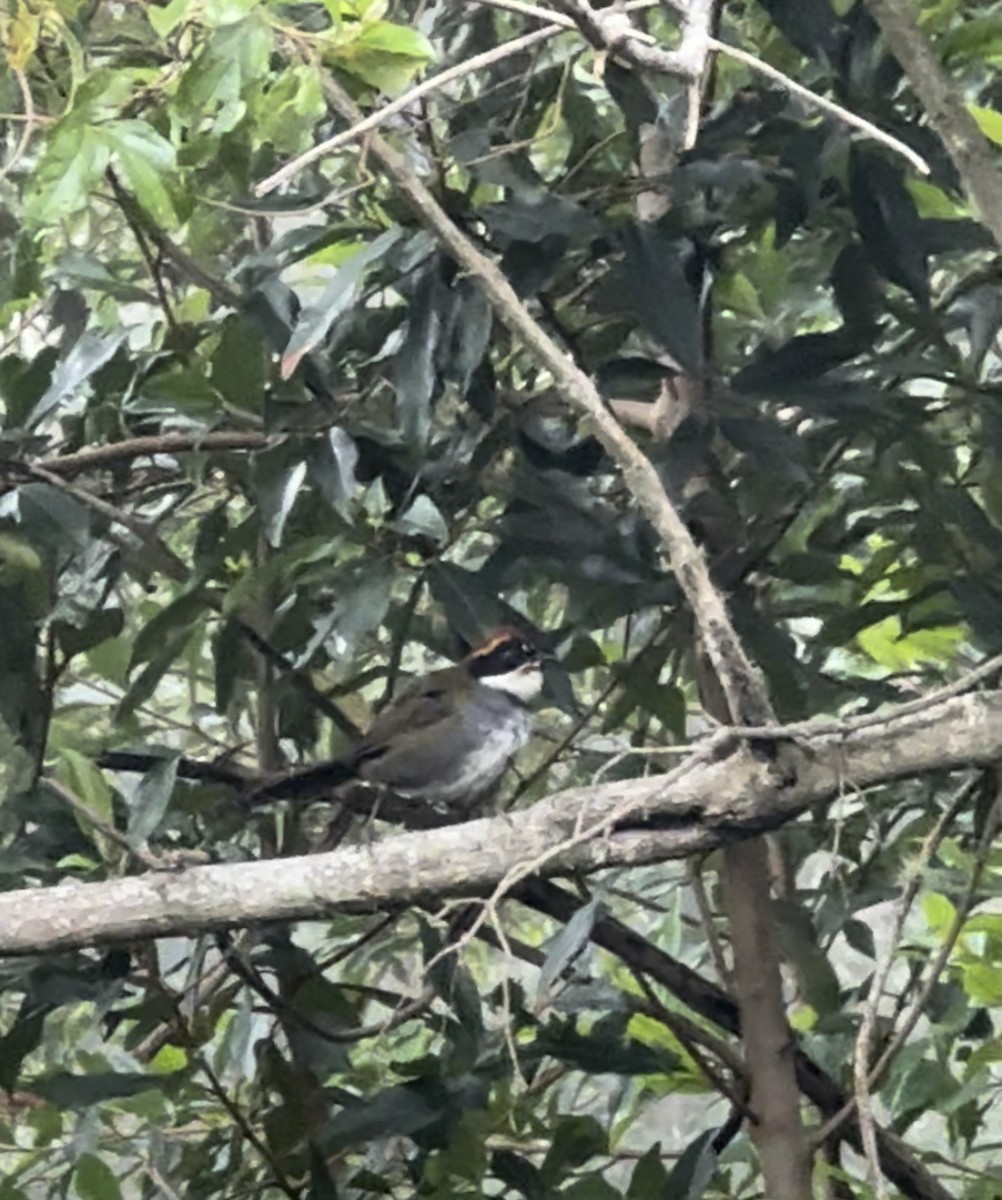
[4,687,1001,954]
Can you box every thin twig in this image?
[631,967,751,1116]
[256,24,560,197]
[23,431,291,483]
[707,36,929,176]
[812,773,989,1156]
[488,0,928,177]
[0,68,36,183]
[109,167,178,330]
[41,777,163,871]
[688,859,734,990]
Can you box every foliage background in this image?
[0,0,1000,1195]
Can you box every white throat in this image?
[480,664,543,703]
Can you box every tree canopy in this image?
[0,0,1001,1196]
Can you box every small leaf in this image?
[73,1153,122,1200]
[492,1150,545,1200]
[27,330,126,426]
[627,1142,670,1200]
[36,1071,162,1107]
[131,589,206,671]
[536,898,598,1007]
[310,427,360,511]
[258,459,307,548]
[664,1130,717,1200]
[843,918,876,959]
[128,754,179,845]
[56,748,114,837]
[281,229,402,378]
[331,21,434,93]
[969,103,1002,146]
[540,1115,608,1187]
[147,0,193,38]
[773,900,841,1016]
[615,225,703,374]
[105,120,178,227]
[210,313,266,411]
[396,495,448,544]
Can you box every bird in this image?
[249,627,543,811]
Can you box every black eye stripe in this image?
[471,638,538,677]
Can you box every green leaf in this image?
[922,892,957,938]
[255,459,308,548]
[56,748,114,834]
[175,19,274,134]
[36,1071,163,1107]
[119,626,195,720]
[396,495,449,544]
[28,330,127,426]
[961,964,1002,1007]
[540,1115,608,1187]
[28,124,113,224]
[73,1153,123,1200]
[131,368,223,417]
[774,900,841,1016]
[210,314,266,411]
[106,120,178,228]
[627,1143,670,1200]
[147,0,193,37]
[536,898,598,1007]
[281,228,403,378]
[131,589,207,671]
[561,1180,621,1200]
[128,754,179,844]
[330,21,434,92]
[664,1130,717,1200]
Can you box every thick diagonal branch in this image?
[866,0,1002,252]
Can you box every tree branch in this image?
[866,0,1002,249]
[29,431,281,478]
[314,75,770,731]
[4,687,1002,954]
[521,879,956,1200]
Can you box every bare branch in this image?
[707,35,929,176]
[28,431,281,478]
[256,25,559,197]
[3,687,1002,954]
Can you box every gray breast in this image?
[429,685,530,805]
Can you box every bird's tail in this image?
[245,757,357,805]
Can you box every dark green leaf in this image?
[492,1150,545,1200]
[540,1115,608,1187]
[127,753,179,844]
[281,229,402,378]
[615,226,703,374]
[537,898,598,1006]
[73,1155,123,1200]
[773,900,841,1016]
[130,589,206,671]
[211,314,267,412]
[664,1130,717,1200]
[849,149,929,308]
[27,331,126,427]
[843,918,876,959]
[627,1143,670,1200]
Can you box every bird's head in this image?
[465,627,544,702]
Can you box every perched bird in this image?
[251,628,543,810]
